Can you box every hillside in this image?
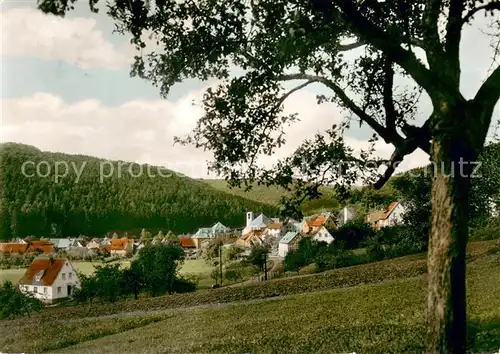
[200,179,343,214]
[201,178,398,216]
[0,143,276,240]
[201,141,500,216]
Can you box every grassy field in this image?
[0,259,211,285]
[1,249,499,353]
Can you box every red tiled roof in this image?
[179,238,195,248]
[18,258,67,286]
[0,243,29,254]
[102,238,133,252]
[307,215,327,227]
[26,241,55,254]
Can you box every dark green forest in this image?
[0,143,276,240]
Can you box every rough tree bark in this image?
[427,102,478,353]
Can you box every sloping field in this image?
[1,250,499,353]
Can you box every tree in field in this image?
[0,281,43,319]
[246,244,270,272]
[38,0,500,351]
[133,243,185,296]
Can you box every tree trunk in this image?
[426,112,477,353]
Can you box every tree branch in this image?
[474,65,500,126]
[382,58,397,133]
[373,142,419,189]
[277,73,405,146]
[277,72,434,189]
[338,41,366,51]
[277,80,317,106]
[445,0,465,84]
[333,0,445,99]
[462,1,500,25]
[422,0,446,70]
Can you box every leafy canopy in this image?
[37,0,500,217]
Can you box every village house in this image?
[278,231,303,258]
[49,238,84,251]
[192,222,231,248]
[179,237,196,248]
[242,212,274,236]
[366,202,406,230]
[0,241,55,255]
[235,229,266,248]
[0,243,28,255]
[17,257,80,303]
[102,237,134,257]
[86,239,101,250]
[308,226,335,244]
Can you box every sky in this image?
[1,2,499,179]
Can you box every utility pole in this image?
[264,251,268,281]
[219,240,223,286]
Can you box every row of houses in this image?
[183,201,407,258]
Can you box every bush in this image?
[283,250,306,272]
[364,236,386,262]
[331,219,375,249]
[300,264,319,274]
[0,281,43,319]
[224,267,243,283]
[470,220,500,241]
[172,275,197,293]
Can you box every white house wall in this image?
[387,204,405,226]
[278,243,289,258]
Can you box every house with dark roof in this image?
[17,257,80,303]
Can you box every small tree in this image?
[134,243,185,296]
[211,267,221,285]
[93,263,125,303]
[246,245,270,272]
[164,230,179,244]
[224,267,243,283]
[0,281,43,319]
[73,272,99,305]
[283,250,305,274]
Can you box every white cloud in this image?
[1,7,133,70]
[1,88,431,180]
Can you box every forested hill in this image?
[0,143,276,240]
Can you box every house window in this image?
[34,286,38,293]
[62,273,66,280]
[69,272,72,279]
[57,287,61,294]
[43,287,47,294]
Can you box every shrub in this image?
[172,275,197,293]
[300,264,319,274]
[283,250,306,272]
[224,268,243,282]
[0,281,43,319]
[332,219,375,249]
[364,236,386,262]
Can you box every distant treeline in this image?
[0,143,276,240]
